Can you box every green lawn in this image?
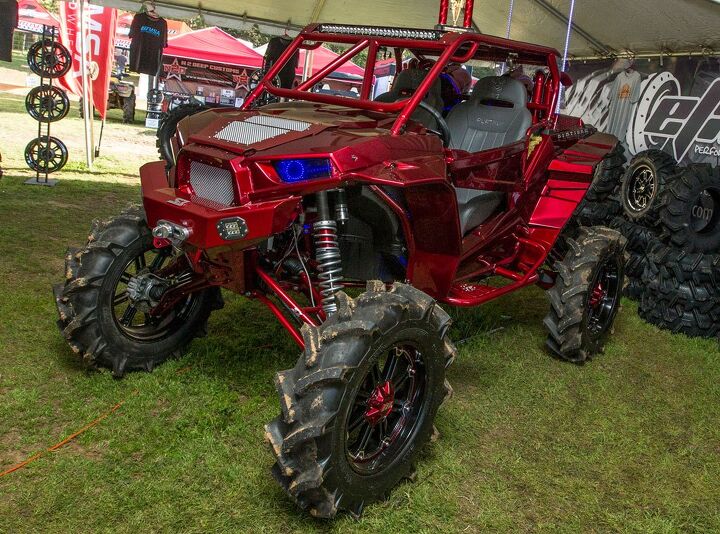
[1,93,719,533]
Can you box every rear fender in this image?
[140,160,302,251]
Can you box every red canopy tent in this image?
[296,46,364,82]
[160,27,264,107]
[16,0,59,34]
[164,27,263,68]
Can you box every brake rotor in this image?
[24,136,69,174]
[25,85,70,123]
[27,40,72,79]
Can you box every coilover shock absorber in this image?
[314,191,344,315]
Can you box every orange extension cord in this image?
[0,394,134,477]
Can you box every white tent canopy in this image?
[94,0,720,57]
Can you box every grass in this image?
[1,92,719,533]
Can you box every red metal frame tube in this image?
[297,39,370,91]
[253,292,305,348]
[361,40,378,100]
[255,267,320,326]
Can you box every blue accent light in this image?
[275,158,332,183]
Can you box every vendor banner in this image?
[561,57,720,166]
[58,2,117,119]
[161,55,255,93]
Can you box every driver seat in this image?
[447,76,532,234]
[375,68,443,129]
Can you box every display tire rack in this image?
[24,26,71,185]
[591,149,720,340]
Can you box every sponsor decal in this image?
[629,73,720,163]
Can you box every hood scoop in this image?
[214,115,311,146]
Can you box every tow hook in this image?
[152,220,192,247]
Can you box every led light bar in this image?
[316,24,444,41]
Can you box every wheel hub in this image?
[364,380,395,426]
[126,273,168,312]
[588,282,606,309]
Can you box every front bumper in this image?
[140,161,302,250]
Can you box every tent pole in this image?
[79,0,94,168]
[302,49,313,83]
[556,0,576,113]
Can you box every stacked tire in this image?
[639,164,720,338]
[610,149,720,339]
[609,150,676,301]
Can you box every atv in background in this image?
[55,0,627,519]
[79,76,136,123]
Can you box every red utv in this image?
[54,2,626,519]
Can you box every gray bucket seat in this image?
[375,68,444,129]
[446,76,532,234]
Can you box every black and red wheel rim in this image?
[111,246,200,342]
[344,343,427,475]
[27,40,72,79]
[586,256,622,337]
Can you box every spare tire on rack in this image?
[157,102,209,167]
[660,164,720,253]
[620,149,677,226]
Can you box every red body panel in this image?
[140,21,620,342]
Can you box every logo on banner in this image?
[629,72,720,163]
[164,58,187,81]
[233,70,250,90]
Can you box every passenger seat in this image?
[447,76,532,234]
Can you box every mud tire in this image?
[544,226,626,363]
[53,204,223,377]
[265,282,456,518]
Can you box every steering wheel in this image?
[417,101,451,147]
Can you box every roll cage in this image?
[241,23,563,134]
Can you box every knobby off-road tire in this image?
[585,143,626,202]
[575,198,622,227]
[54,205,223,377]
[122,94,136,124]
[157,103,208,167]
[643,242,720,286]
[620,149,677,225]
[660,164,720,253]
[638,289,720,338]
[544,227,626,363]
[265,282,456,518]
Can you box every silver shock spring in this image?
[313,219,344,315]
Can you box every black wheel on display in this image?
[156,102,208,167]
[660,164,720,253]
[53,205,224,377]
[620,150,677,225]
[248,68,281,108]
[585,143,627,202]
[544,226,626,363]
[265,282,455,518]
[27,39,72,79]
[25,85,70,123]
[24,136,68,173]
